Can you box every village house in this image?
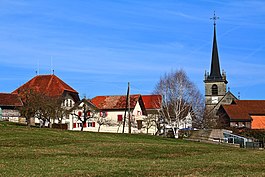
[88,94,148,133]
[218,100,265,129]
[12,74,80,126]
[0,93,23,122]
[68,98,99,131]
[67,94,164,134]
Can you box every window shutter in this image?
[92,122,96,127]
[117,115,123,122]
[87,111,91,117]
[78,111,82,117]
[83,122,87,128]
[73,123,76,128]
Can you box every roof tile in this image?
[0,93,23,107]
[91,95,141,110]
[142,95,162,110]
[12,75,78,97]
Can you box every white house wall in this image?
[68,100,157,134]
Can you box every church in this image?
[204,13,237,127]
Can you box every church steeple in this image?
[205,12,227,83]
[204,12,228,108]
[209,23,222,80]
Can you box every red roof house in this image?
[12,74,80,102]
[91,94,147,132]
[218,100,265,129]
[91,94,146,114]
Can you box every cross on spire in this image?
[210,11,219,26]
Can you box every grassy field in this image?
[0,122,264,177]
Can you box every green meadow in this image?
[0,122,264,177]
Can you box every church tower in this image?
[204,13,228,113]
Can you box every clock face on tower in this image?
[211,96,218,104]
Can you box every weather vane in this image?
[210,11,219,25]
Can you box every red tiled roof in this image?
[91,94,141,110]
[0,93,23,107]
[12,75,78,97]
[251,116,265,129]
[222,100,265,121]
[142,95,162,110]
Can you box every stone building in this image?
[204,15,237,127]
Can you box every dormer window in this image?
[212,84,218,95]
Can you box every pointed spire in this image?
[209,23,222,79]
[208,12,222,80]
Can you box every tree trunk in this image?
[26,117,31,127]
[81,122,84,131]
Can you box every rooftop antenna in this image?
[36,59,40,75]
[238,92,240,100]
[50,56,54,75]
[228,87,230,92]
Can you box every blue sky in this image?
[0,0,265,99]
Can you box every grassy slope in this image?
[0,122,264,177]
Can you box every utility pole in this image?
[128,82,131,134]
[122,82,130,133]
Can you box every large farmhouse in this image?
[12,74,80,126]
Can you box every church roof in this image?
[12,74,78,97]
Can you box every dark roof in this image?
[0,93,23,107]
[209,24,222,80]
[221,100,265,121]
[12,75,78,97]
[142,95,162,110]
[91,94,141,110]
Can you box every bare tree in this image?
[18,88,66,128]
[18,89,44,126]
[153,69,204,138]
[96,116,112,132]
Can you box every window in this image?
[100,111,108,117]
[66,100,69,107]
[70,100,72,107]
[137,111,142,116]
[137,120,142,130]
[212,84,218,95]
[117,115,123,122]
[88,122,96,127]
